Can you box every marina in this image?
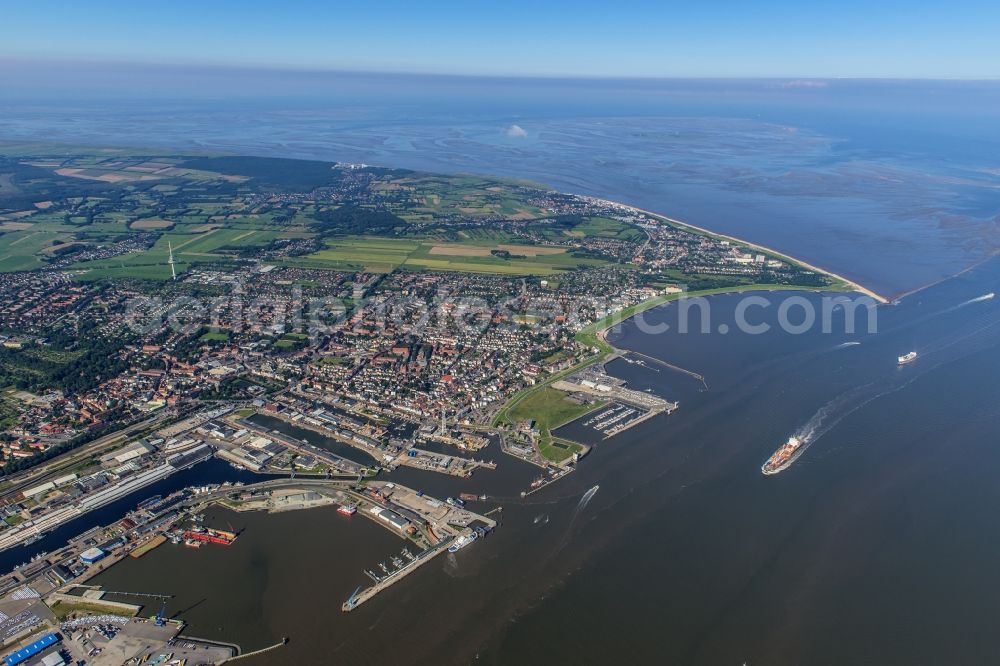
[552,368,678,441]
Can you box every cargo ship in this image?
[898,351,918,365]
[337,504,357,516]
[761,436,805,475]
[183,527,237,546]
[448,532,478,553]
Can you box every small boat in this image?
[446,497,465,508]
[337,504,357,516]
[898,351,918,365]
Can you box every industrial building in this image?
[79,547,105,565]
[3,633,60,666]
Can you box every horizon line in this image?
[3,55,999,84]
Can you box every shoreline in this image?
[612,200,890,304]
[573,192,888,304]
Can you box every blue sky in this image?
[2,0,998,78]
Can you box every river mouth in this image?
[83,257,1000,665]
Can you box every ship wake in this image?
[556,485,601,549]
[961,292,995,306]
[789,312,1000,469]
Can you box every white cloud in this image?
[505,124,528,138]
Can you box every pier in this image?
[622,350,708,389]
[342,540,452,612]
[226,637,288,661]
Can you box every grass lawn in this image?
[507,387,601,432]
[50,600,139,621]
[507,387,603,462]
[0,229,77,272]
[538,438,584,464]
[289,235,612,275]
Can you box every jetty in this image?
[226,637,288,661]
[342,540,452,612]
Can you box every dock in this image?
[622,350,708,389]
[342,539,453,611]
[129,534,167,558]
[552,376,677,439]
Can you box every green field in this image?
[69,227,290,280]
[507,386,603,432]
[507,386,603,461]
[529,215,645,243]
[0,150,649,276]
[538,438,585,464]
[0,229,79,272]
[285,235,611,275]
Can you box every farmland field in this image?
[286,236,611,275]
[0,229,76,272]
[0,150,652,279]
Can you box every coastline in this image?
[498,196,892,430]
[589,197,889,304]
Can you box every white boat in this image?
[447,532,478,553]
[898,351,918,365]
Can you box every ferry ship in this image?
[761,436,804,475]
[898,351,918,365]
[448,532,478,553]
[337,504,357,516]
